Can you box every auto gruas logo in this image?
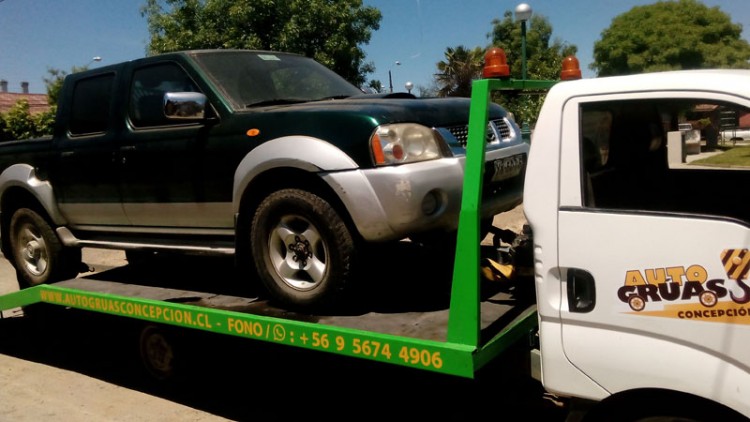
[617,249,750,324]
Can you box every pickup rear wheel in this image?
[250,189,355,310]
[9,208,82,288]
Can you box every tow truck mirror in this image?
[164,92,207,120]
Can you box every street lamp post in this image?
[515,3,533,141]
[515,3,532,81]
[86,56,102,68]
[388,61,401,93]
[405,81,414,94]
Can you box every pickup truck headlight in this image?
[370,123,442,166]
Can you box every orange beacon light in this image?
[483,47,511,79]
[560,55,582,80]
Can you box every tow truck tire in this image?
[250,188,355,310]
[9,207,82,288]
[139,325,178,382]
[582,393,748,422]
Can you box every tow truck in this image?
[2,48,750,422]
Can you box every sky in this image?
[1,0,749,95]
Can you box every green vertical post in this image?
[447,79,492,345]
[446,77,557,347]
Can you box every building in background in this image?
[0,80,50,114]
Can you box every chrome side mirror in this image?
[164,92,207,120]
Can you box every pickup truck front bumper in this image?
[322,142,528,242]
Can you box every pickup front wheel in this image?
[250,189,355,310]
[9,208,82,288]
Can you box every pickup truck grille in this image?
[445,118,512,148]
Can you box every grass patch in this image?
[690,145,750,168]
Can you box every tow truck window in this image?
[581,98,750,225]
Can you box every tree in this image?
[488,11,577,128]
[434,45,485,97]
[416,80,439,98]
[592,0,750,76]
[1,100,38,140]
[0,65,89,141]
[141,0,381,86]
[367,80,383,93]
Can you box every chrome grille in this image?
[445,118,512,148]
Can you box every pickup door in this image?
[555,93,750,407]
[55,70,129,226]
[116,60,235,229]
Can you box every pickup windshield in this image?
[189,50,364,111]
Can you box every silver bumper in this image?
[322,142,528,242]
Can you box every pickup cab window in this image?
[581,98,750,225]
[129,63,200,128]
[69,73,115,135]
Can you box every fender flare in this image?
[0,163,67,225]
[232,136,359,213]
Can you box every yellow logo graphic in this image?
[618,249,750,322]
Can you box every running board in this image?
[56,227,235,255]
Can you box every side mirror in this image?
[164,92,207,120]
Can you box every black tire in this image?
[139,325,178,382]
[9,207,82,288]
[250,188,356,310]
[582,393,749,422]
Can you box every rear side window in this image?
[69,73,115,135]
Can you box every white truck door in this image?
[554,93,750,412]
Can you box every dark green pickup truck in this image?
[0,49,528,309]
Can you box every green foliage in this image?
[367,79,383,93]
[1,100,41,140]
[0,113,6,142]
[43,68,68,107]
[490,11,577,81]
[0,68,63,140]
[141,0,381,86]
[488,11,577,128]
[592,0,750,76]
[1,66,74,141]
[32,107,56,137]
[435,45,485,97]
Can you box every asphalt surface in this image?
[0,206,569,421]
[0,249,233,422]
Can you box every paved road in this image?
[0,249,233,422]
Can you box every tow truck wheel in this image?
[582,392,747,422]
[9,207,82,288]
[250,188,355,310]
[139,325,178,381]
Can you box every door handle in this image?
[567,268,596,313]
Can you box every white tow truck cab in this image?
[524,66,750,421]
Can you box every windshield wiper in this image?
[245,99,307,107]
